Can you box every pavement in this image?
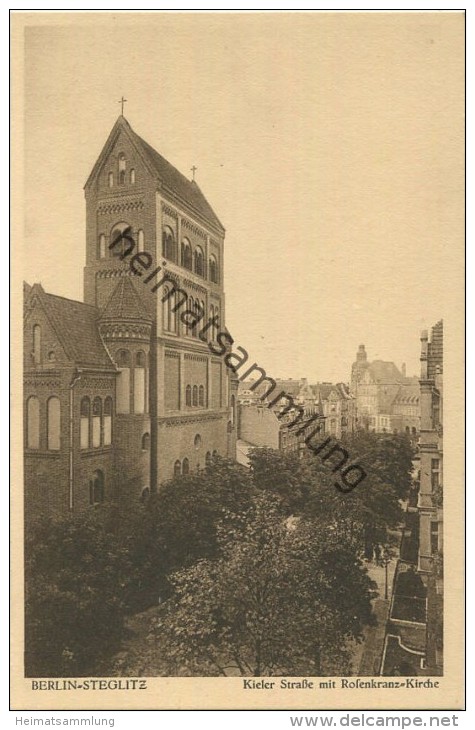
[352,557,398,676]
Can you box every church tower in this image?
[83,115,235,491]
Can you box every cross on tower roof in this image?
[118,96,127,115]
[191,165,197,182]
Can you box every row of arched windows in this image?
[115,349,148,414]
[161,288,220,341]
[26,396,60,450]
[98,224,145,259]
[80,396,113,449]
[173,450,219,476]
[108,169,135,187]
[162,227,219,283]
[185,384,206,408]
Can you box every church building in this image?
[24,115,237,516]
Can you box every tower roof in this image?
[85,116,224,233]
[100,277,152,322]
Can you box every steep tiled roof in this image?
[368,360,403,383]
[100,277,152,322]
[130,128,224,232]
[41,290,115,369]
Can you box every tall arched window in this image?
[27,396,40,449]
[108,172,114,188]
[103,397,112,446]
[186,385,192,407]
[110,222,134,259]
[174,460,181,476]
[130,168,136,184]
[181,238,192,270]
[134,351,146,414]
[186,296,195,336]
[92,397,102,447]
[137,229,144,253]
[209,254,218,283]
[33,324,41,365]
[99,234,106,259]
[162,227,176,262]
[192,385,198,406]
[141,432,150,450]
[209,305,215,341]
[163,289,177,333]
[47,397,61,451]
[80,397,90,449]
[90,470,105,505]
[118,153,126,185]
[116,349,131,413]
[199,385,205,407]
[182,458,190,475]
[194,246,204,276]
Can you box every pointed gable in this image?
[85,116,224,233]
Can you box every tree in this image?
[149,494,376,676]
[25,508,134,677]
[150,456,254,575]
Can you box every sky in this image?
[21,12,464,383]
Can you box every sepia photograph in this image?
[11,10,464,711]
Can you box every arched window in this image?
[108,172,113,188]
[181,238,192,270]
[92,397,102,447]
[141,432,150,450]
[134,351,146,414]
[182,458,190,475]
[205,451,211,467]
[80,397,90,449]
[192,385,198,406]
[185,385,192,407]
[194,246,204,276]
[174,460,181,476]
[110,222,134,258]
[137,229,144,253]
[130,168,136,184]
[103,397,112,446]
[194,434,202,450]
[116,349,131,413]
[199,385,205,407]
[168,290,177,332]
[212,449,218,458]
[186,296,195,336]
[162,227,176,262]
[209,254,218,283]
[90,470,105,505]
[163,287,170,332]
[26,396,40,449]
[99,234,106,259]
[47,397,61,451]
[33,324,41,365]
[209,305,215,341]
[118,153,126,185]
